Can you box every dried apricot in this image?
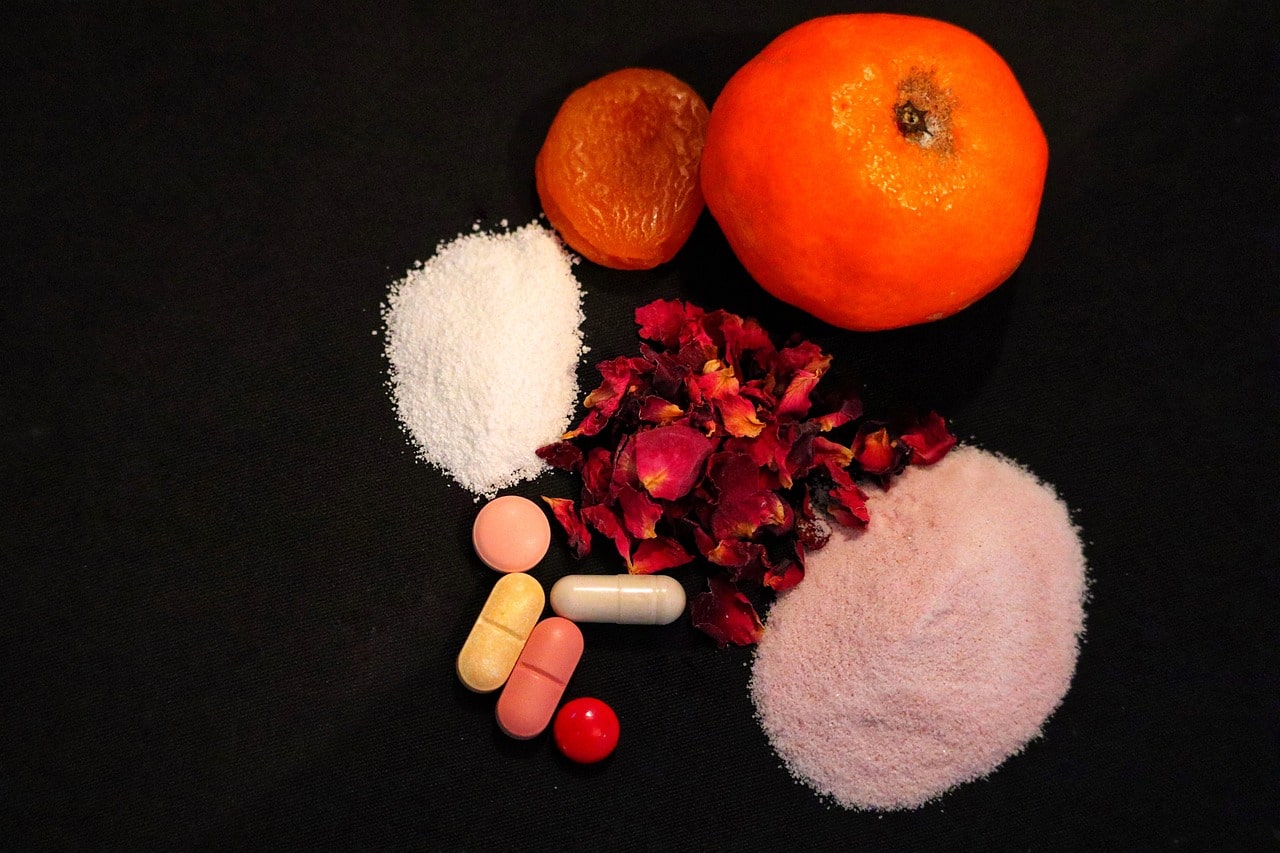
[701,14,1049,331]
[536,68,709,270]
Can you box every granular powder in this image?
[384,221,586,498]
[750,446,1087,810]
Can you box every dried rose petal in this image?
[707,310,775,375]
[811,396,863,432]
[638,395,684,424]
[714,491,790,541]
[901,411,958,465]
[707,451,787,539]
[795,488,831,551]
[828,482,870,527]
[784,426,819,480]
[630,536,694,574]
[852,425,900,476]
[775,369,819,420]
[726,422,793,487]
[695,361,738,401]
[646,349,689,401]
[617,483,663,539]
[776,340,830,381]
[581,447,613,505]
[563,356,644,439]
[634,424,714,500]
[581,503,631,564]
[542,497,591,559]
[811,436,854,471]
[764,556,804,592]
[716,392,765,438]
[690,575,764,648]
[536,441,583,472]
[610,434,639,493]
[636,298,701,348]
[696,534,767,581]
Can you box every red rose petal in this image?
[795,488,831,551]
[638,395,684,425]
[764,554,804,592]
[706,310,775,375]
[811,436,854,471]
[581,503,632,565]
[567,357,643,440]
[709,453,787,540]
[708,451,761,496]
[542,497,592,559]
[852,425,901,476]
[646,349,689,401]
[701,537,767,579]
[716,392,765,438]
[536,441,583,472]
[828,482,870,527]
[776,369,819,420]
[581,447,613,505]
[695,361,738,401]
[901,411,958,465]
[617,483,663,539]
[636,298,702,348]
[610,434,639,493]
[690,575,764,648]
[634,424,714,500]
[776,340,830,381]
[810,396,864,432]
[630,536,694,574]
[726,422,794,487]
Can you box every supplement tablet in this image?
[472,495,551,573]
[553,697,620,764]
[550,574,685,624]
[496,617,583,740]
[457,573,545,693]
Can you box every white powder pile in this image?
[750,445,1087,810]
[384,221,586,498]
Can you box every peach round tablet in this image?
[472,495,552,573]
[456,572,545,693]
[496,617,584,740]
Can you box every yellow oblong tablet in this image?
[456,573,545,693]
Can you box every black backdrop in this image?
[3,2,1277,849]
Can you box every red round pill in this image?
[553,697,620,764]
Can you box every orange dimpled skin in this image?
[536,68,710,270]
[701,14,1049,331]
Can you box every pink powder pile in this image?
[750,446,1087,810]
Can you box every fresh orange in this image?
[701,14,1048,331]
[536,68,709,270]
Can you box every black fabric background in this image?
[3,2,1277,849]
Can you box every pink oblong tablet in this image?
[495,617,584,740]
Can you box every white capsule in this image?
[549,574,686,625]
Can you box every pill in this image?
[472,495,551,573]
[553,697,620,764]
[456,572,545,693]
[495,617,583,740]
[549,574,686,625]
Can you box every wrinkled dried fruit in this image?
[540,299,955,646]
[536,68,709,270]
